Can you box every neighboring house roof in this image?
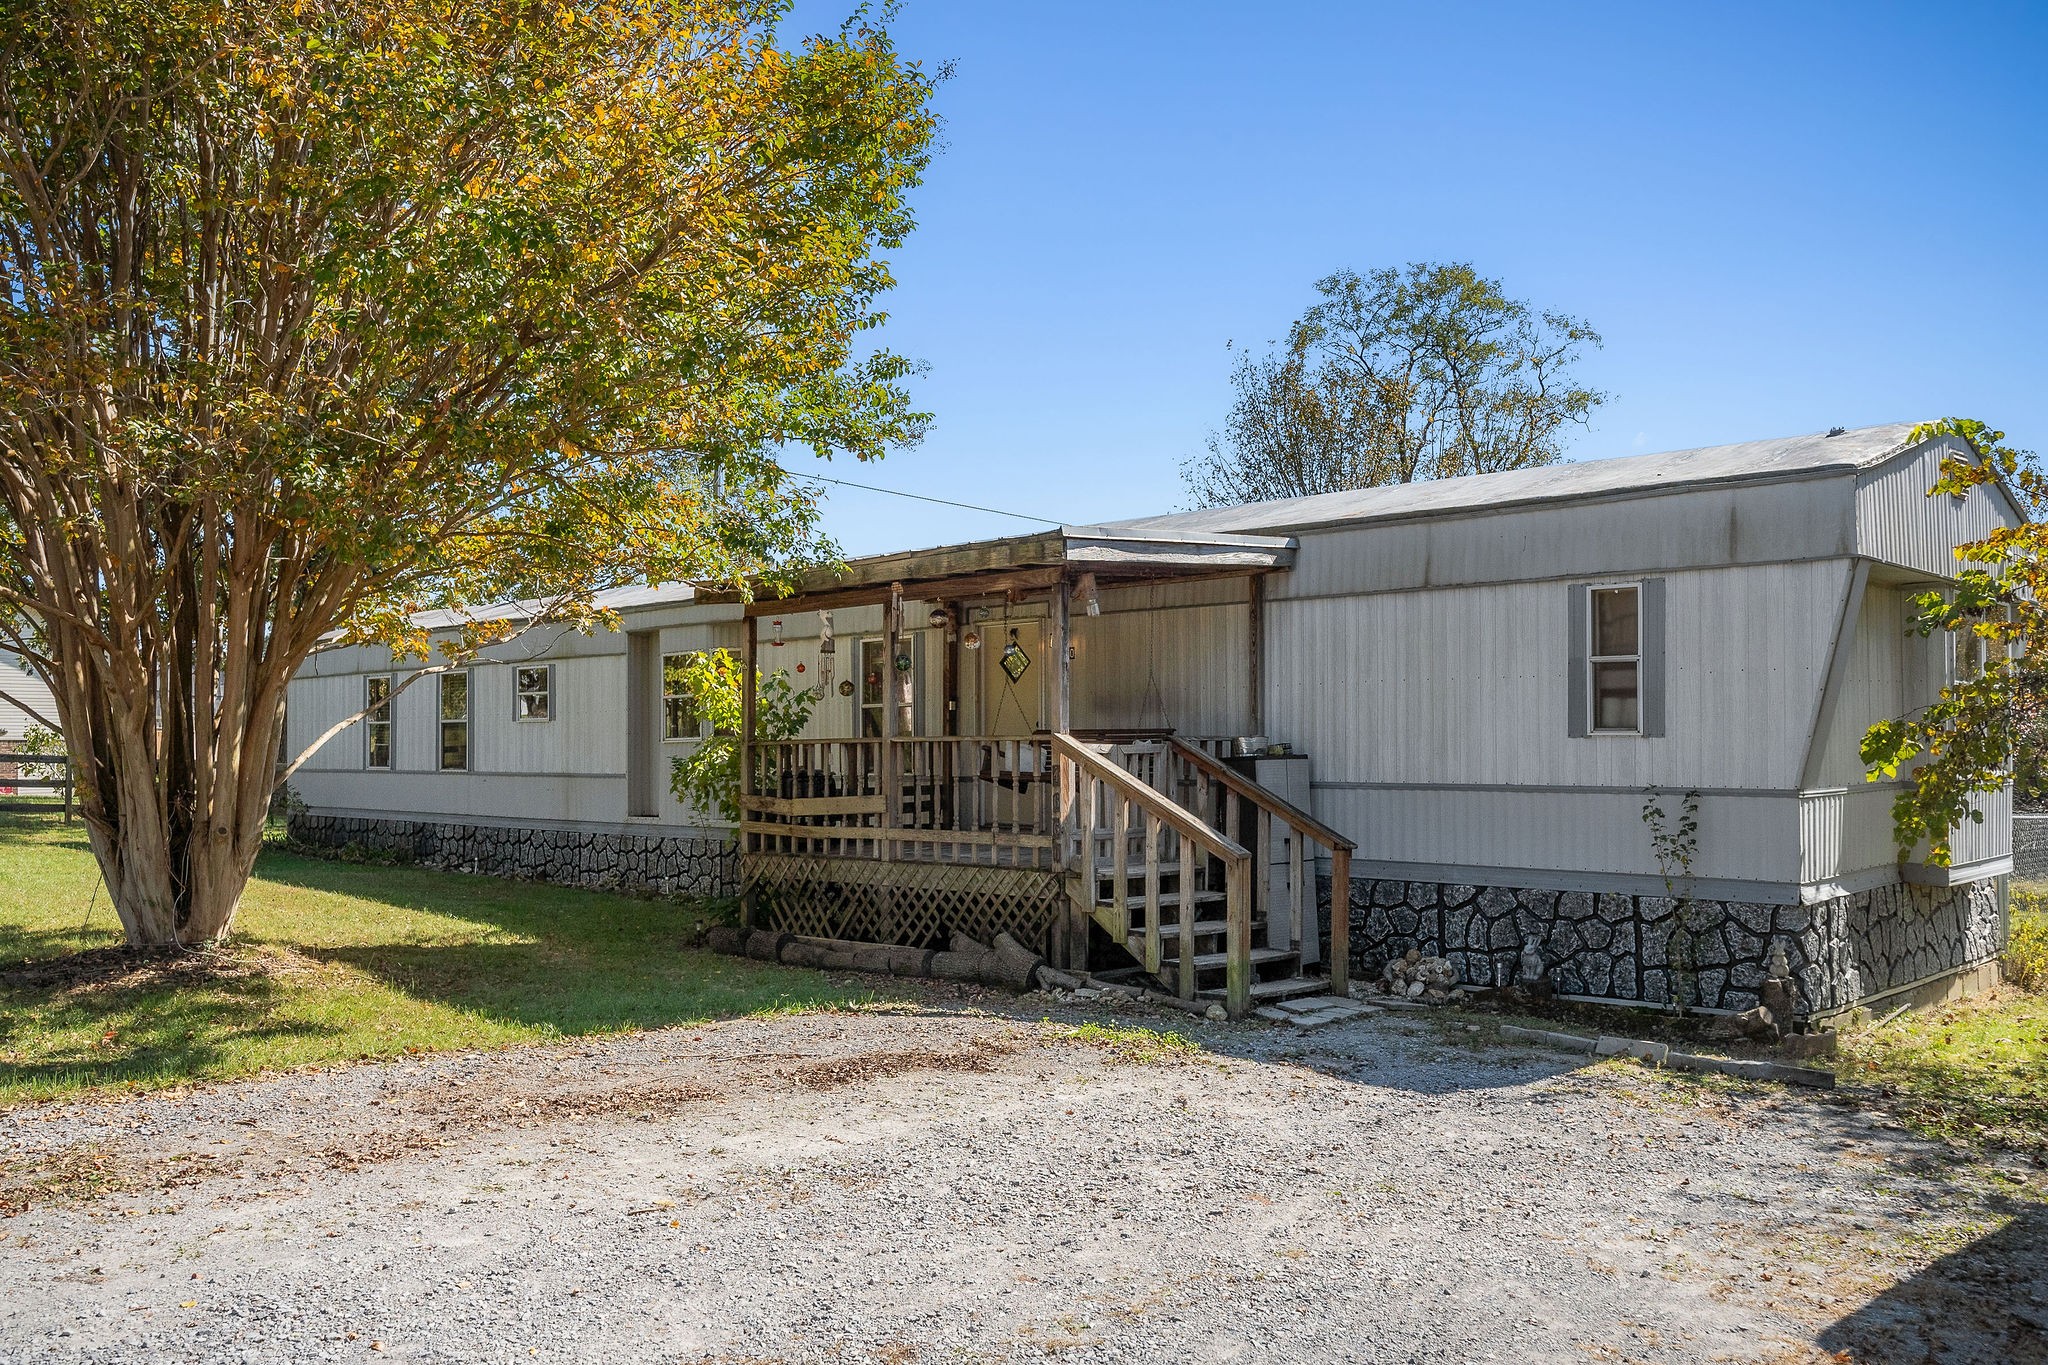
[401,582,699,632]
[1106,421,1938,537]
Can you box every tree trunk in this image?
[77,694,283,946]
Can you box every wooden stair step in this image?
[1125,919,1229,945]
[1199,976,1332,1003]
[1099,890,1226,912]
[1161,947,1298,972]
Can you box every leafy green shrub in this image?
[2008,892,2048,991]
[666,649,816,823]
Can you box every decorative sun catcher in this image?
[998,628,1031,683]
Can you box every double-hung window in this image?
[1568,579,1665,738]
[365,676,393,770]
[515,665,552,722]
[439,670,470,771]
[1589,585,1641,734]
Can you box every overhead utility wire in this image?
[772,465,1064,526]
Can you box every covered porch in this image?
[732,526,1356,1017]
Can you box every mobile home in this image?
[285,422,2017,1018]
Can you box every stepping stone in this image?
[1256,997,1382,1029]
[1273,994,1380,1018]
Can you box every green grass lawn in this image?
[0,812,900,1105]
[1835,891,2048,1158]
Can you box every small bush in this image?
[2008,893,2048,991]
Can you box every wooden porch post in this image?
[1051,576,1071,735]
[1248,572,1265,737]
[740,613,759,926]
[882,582,903,866]
[943,600,962,738]
[1051,576,1085,968]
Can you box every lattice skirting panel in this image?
[744,853,1068,953]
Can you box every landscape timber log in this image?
[745,930,793,962]
[950,932,993,957]
[704,925,747,956]
[929,950,990,982]
[1036,966,1085,992]
[990,932,1047,990]
[847,943,936,977]
[777,940,833,970]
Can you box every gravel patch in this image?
[2,1000,2042,1364]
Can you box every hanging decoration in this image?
[769,618,784,647]
[815,611,835,697]
[927,607,949,630]
[999,628,1032,683]
[894,651,914,673]
[962,628,982,651]
[1076,571,1101,617]
[838,679,855,696]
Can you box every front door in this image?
[978,619,1046,736]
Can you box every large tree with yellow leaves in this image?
[0,0,936,944]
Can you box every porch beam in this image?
[743,567,1063,617]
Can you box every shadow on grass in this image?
[0,949,345,1094]
[249,847,914,1032]
[300,939,898,1034]
[1818,1197,2048,1363]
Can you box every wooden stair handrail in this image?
[1053,731,1257,1017]
[1050,733,1252,861]
[1164,737,1356,853]
[1159,736,1352,998]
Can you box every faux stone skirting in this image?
[1322,876,2006,1016]
[287,813,737,900]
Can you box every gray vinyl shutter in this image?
[1566,582,1589,738]
[1640,576,1667,737]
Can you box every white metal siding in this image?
[1807,584,1909,791]
[290,771,629,826]
[1855,441,2021,578]
[1950,787,2012,869]
[1799,785,1901,885]
[1268,560,1848,794]
[468,655,626,776]
[0,660,58,740]
[1324,787,1803,886]
[1269,476,1855,602]
[1071,580,1251,736]
[285,674,366,772]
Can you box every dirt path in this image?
[2,1001,2043,1364]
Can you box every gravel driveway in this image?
[3,995,2043,1364]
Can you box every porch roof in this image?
[732,524,1296,614]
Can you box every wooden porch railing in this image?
[739,736,1057,868]
[741,730,1354,1018]
[1051,732,1259,1014]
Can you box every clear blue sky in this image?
[777,1,2048,557]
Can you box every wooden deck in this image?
[739,732,1353,1016]
[732,546,1348,1018]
